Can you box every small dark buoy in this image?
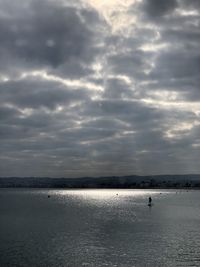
[48,195,50,198]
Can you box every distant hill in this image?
[0,175,200,188]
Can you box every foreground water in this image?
[0,189,200,267]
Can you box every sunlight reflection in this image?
[54,189,163,203]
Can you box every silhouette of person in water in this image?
[148,196,152,204]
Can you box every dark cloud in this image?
[182,0,200,9]
[134,0,200,103]
[150,50,200,80]
[0,0,103,78]
[0,105,21,121]
[143,0,178,18]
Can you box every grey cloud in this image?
[150,51,200,80]
[134,1,200,102]
[103,78,134,99]
[181,0,200,9]
[82,118,130,131]
[143,0,178,18]
[108,50,152,79]
[80,99,164,135]
[0,0,103,78]
[0,79,89,109]
[0,106,21,121]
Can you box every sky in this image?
[0,0,200,177]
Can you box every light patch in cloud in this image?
[141,98,200,113]
[165,121,200,139]
[85,0,140,33]
[20,70,104,92]
[192,143,200,148]
[139,42,169,52]
[175,8,199,17]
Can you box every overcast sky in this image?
[0,0,200,177]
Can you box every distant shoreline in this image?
[1,187,200,190]
[1,175,200,189]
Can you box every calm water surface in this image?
[0,189,200,267]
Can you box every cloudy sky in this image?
[0,0,200,177]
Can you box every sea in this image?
[0,189,200,267]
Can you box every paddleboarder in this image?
[148,196,152,206]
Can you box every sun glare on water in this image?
[53,189,162,205]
